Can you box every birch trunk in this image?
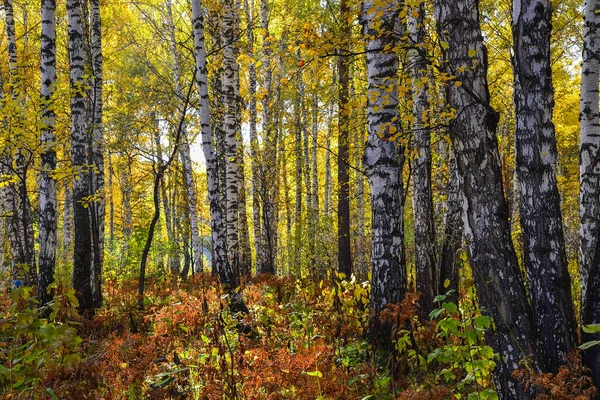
[580,0,600,303]
[512,0,577,373]
[338,0,352,278]
[191,0,232,285]
[245,0,262,274]
[90,0,104,307]
[434,0,537,396]
[222,0,241,281]
[362,0,406,346]
[68,0,94,310]
[39,0,58,305]
[167,0,203,273]
[257,0,277,275]
[408,1,436,316]
[580,0,600,388]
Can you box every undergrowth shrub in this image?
[0,285,81,395]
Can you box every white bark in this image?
[166,0,204,274]
[191,0,232,285]
[39,0,58,305]
[580,0,600,302]
[362,0,405,340]
[408,0,436,315]
[512,0,576,373]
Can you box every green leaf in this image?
[429,308,443,320]
[305,370,322,378]
[46,388,59,400]
[441,41,449,50]
[582,324,600,334]
[433,294,447,303]
[481,390,499,400]
[579,340,600,350]
[468,49,477,57]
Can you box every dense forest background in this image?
[1,0,599,398]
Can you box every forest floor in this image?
[0,273,595,399]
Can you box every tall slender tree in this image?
[338,0,352,277]
[512,0,577,373]
[362,0,406,347]
[68,0,94,311]
[222,0,241,281]
[191,0,232,286]
[39,0,58,306]
[408,0,436,316]
[580,0,600,388]
[434,0,538,397]
[90,0,104,308]
[580,0,600,304]
[166,0,204,274]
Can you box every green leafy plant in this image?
[427,290,498,399]
[0,286,82,394]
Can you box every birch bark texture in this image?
[39,0,58,305]
[90,0,104,308]
[408,0,436,317]
[166,0,204,274]
[580,0,600,303]
[362,0,406,345]
[512,0,576,373]
[434,0,537,397]
[222,0,241,281]
[191,0,232,286]
[68,0,94,311]
[580,0,600,388]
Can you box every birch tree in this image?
[222,0,241,280]
[580,0,600,388]
[90,0,104,308]
[580,0,600,303]
[68,0,94,311]
[362,0,406,346]
[191,0,232,286]
[434,0,537,396]
[408,0,436,316]
[338,0,352,277]
[166,0,204,274]
[38,0,58,305]
[512,0,576,373]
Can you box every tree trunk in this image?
[222,0,241,282]
[39,0,58,306]
[245,0,261,275]
[338,0,352,278]
[191,0,232,286]
[68,0,95,311]
[581,0,600,388]
[512,0,577,373]
[580,0,600,306]
[437,152,463,300]
[362,0,406,348]
[257,0,277,275]
[166,0,204,274]
[434,0,537,396]
[408,0,436,316]
[90,0,104,308]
